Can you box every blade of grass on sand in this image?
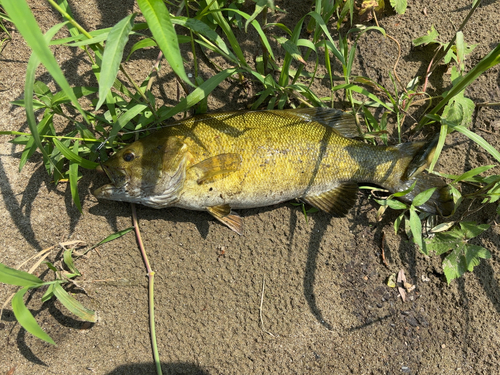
[69,140,82,212]
[158,67,240,121]
[2,0,87,121]
[207,0,247,67]
[19,22,68,175]
[96,13,136,111]
[137,0,193,87]
[53,283,96,322]
[12,287,56,345]
[18,111,53,172]
[0,263,43,287]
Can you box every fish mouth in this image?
[93,165,129,199]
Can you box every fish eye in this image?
[123,151,135,162]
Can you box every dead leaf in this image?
[397,269,407,302]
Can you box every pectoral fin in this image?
[207,204,243,235]
[302,182,358,216]
[190,153,242,184]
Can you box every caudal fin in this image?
[395,137,454,216]
[399,173,454,216]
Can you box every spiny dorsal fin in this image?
[207,204,243,235]
[302,182,359,216]
[284,108,360,138]
[190,153,242,184]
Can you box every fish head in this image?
[93,135,189,207]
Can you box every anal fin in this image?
[207,204,243,235]
[302,182,358,217]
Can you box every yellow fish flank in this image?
[93,108,452,234]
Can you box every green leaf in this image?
[390,0,407,14]
[420,43,500,128]
[126,37,157,61]
[394,212,405,234]
[2,0,87,120]
[412,26,439,46]
[53,283,96,322]
[51,86,99,106]
[15,20,68,177]
[443,244,491,283]
[412,187,437,208]
[449,123,500,164]
[332,84,393,111]
[96,13,136,111]
[459,221,489,239]
[19,111,53,172]
[41,283,55,303]
[137,0,193,86]
[158,68,240,121]
[63,249,80,276]
[386,199,408,210]
[451,165,496,184]
[244,0,268,32]
[53,138,99,169]
[276,36,306,65]
[0,263,43,287]
[409,206,426,254]
[69,140,82,212]
[108,104,148,142]
[12,287,56,345]
[91,227,134,250]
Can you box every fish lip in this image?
[93,165,129,198]
[102,165,128,188]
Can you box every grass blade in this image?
[450,124,500,163]
[158,68,240,121]
[421,43,500,127]
[3,0,87,120]
[69,140,82,212]
[96,13,136,111]
[332,83,393,111]
[12,287,56,345]
[136,0,193,86]
[53,138,99,169]
[90,227,134,250]
[53,283,97,322]
[0,263,43,287]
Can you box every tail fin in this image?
[395,137,454,216]
[398,173,454,216]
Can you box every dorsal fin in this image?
[302,182,359,216]
[284,108,360,138]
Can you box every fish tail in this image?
[394,137,454,216]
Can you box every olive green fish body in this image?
[94,109,452,234]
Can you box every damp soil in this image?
[1,1,500,374]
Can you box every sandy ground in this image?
[1,0,500,374]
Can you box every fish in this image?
[93,108,453,234]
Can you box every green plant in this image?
[0,246,97,345]
[0,230,133,344]
[1,0,500,348]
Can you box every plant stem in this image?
[426,0,483,78]
[131,204,162,375]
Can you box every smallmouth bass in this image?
[93,108,452,234]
